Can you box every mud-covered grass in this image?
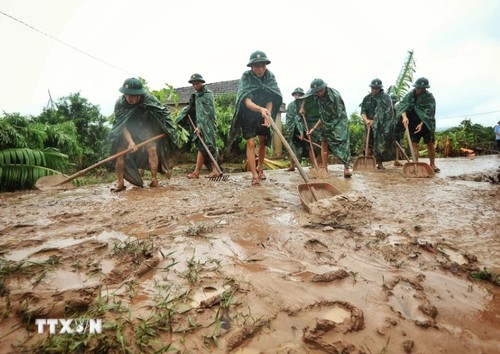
[0,156,499,353]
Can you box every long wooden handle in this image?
[56,133,166,186]
[404,123,418,162]
[268,115,319,201]
[364,125,371,157]
[187,114,223,176]
[301,114,319,170]
[297,135,321,149]
[395,141,410,162]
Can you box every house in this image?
[167,79,286,157]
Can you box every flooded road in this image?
[0,155,499,353]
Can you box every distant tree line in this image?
[0,89,496,192]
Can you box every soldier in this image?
[175,73,219,179]
[109,78,179,192]
[397,77,439,172]
[300,78,352,178]
[360,78,395,169]
[284,87,307,171]
[228,50,283,186]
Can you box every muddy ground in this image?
[0,155,499,354]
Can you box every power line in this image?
[437,110,500,120]
[0,9,132,76]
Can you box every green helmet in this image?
[119,78,145,95]
[292,87,304,96]
[369,78,383,88]
[247,50,271,67]
[309,78,327,94]
[188,73,205,84]
[413,77,430,88]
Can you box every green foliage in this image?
[215,93,236,151]
[387,50,416,102]
[435,119,496,156]
[0,148,69,191]
[348,112,365,156]
[35,92,111,170]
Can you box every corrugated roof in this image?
[167,79,239,104]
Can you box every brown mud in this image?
[0,155,499,353]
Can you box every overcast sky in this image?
[1,0,499,129]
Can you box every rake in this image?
[187,114,228,181]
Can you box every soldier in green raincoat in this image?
[360,78,395,169]
[299,79,352,178]
[228,50,282,186]
[109,78,179,191]
[175,73,219,179]
[397,77,439,172]
[284,87,307,171]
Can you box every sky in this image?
[1,0,499,130]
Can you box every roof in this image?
[167,79,239,104]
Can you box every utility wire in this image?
[437,110,500,120]
[0,9,132,76]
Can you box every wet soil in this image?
[0,155,499,353]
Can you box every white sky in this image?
[1,0,499,129]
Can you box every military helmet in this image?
[309,78,327,94]
[247,50,271,67]
[413,77,430,88]
[188,73,205,84]
[369,78,383,88]
[292,87,304,96]
[119,78,146,95]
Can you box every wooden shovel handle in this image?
[187,114,223,176]
[55,133,166,186]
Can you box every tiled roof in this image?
[168,79,239,104]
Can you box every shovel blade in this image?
[35,174,74,190]
[352,156,376,172]
[297,182,342,213]
[403,162,435,178]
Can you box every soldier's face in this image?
[415,88,425,96]
[315,88,326,97]
[125,95,141,105]
[251,63,267,78]
[371,87,381,95]
[192,82,203,91]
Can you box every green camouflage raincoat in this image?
[396,89,436,133]
[285,99,307,159]
[228,69,282,147]
[303,87,351,167]
[109,93,179,187]
[175,85,218,169]
[360,90,395,162]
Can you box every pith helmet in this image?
[247,50,271,67]
[309,78,327,94]
[292,87,304,96]
[188,73,205,84]
[369,78,383,88]
[119,78,145,95]
[413,77,430,88]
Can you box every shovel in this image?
[403,124,435,178]
[35,133,166,190]
[301,114,328,179]
[353,125,376,171]
[267,114,341,212]
[187,114,228,181]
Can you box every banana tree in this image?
[387,50,416,101]
[0,148,69,191]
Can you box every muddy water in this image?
[0,155,499,353]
